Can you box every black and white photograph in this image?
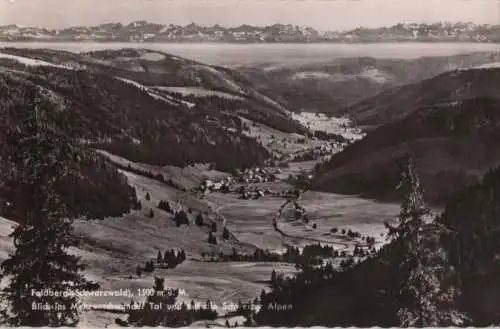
[0,0,500,326]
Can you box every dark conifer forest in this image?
[0,76,137,222]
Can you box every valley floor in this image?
[0,112,400,327]
[0,165,401,327]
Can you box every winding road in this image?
[272,194,350,250]
[206,191,350,250]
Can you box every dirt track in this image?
[272,193,350,250]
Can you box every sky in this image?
[0,0,499,30]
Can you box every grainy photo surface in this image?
[0,0,499,327]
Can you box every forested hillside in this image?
[343,67,500,126]
[0,47,306,134]
[0,77,138,221]
[438,166,500,325]
[0,47,314,220]
[313,74,500,205]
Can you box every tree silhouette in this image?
[158,200,172,213]
[208,232,217,245]
[174,210,189,227]
[222,226,230,239]
[195,213,204,226]
[134,200,143,210]
[0,97,97,326]
[144,260,155,273]
[386,155,460,326]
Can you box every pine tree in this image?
[158,200,171,213]
[208,232,217,245]
[244,310,257,326]
[270,270,277,288]
[0,94,97,326]
[144,260,155,273]
[222,226,230,239]
[385,156,429,246]
[145,192,151,201]
[163,250,170,265]
[157,250,163,263]
[195,213,204,226]
[386,156,461,326]
[174,210,189,227]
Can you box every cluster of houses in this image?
[284,141,347,162]
[199,167,279,195]
[238,186,301,200]
[234,167,277,184]
[237,186,274,200]
[199,176,234,193]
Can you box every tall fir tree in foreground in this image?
[386,155,462,327]
[0,90,97,326]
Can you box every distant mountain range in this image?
[1,21,500,43]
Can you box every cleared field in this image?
[292,112,365,141]
[97,149,230,191]
[153,86,244,100]
[282,191,402,250]
[240,117,323,155]
[208,188,402,252]
[191,315,247,327]
[208,193,289,252]
[276,160,319,179]
[79,257,296,326]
